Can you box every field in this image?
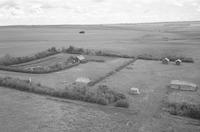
[0,21,200,132]
[0,55,131,89]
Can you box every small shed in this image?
[175,59,182,65]
[162,58,170,64]
[75,77,91,84]
[76,55,87,63]
[129,87,140,95]
[169,80,198,91]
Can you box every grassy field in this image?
[0,21,200,132]
[96,59,200,131]
[1,22,200,60]
[0,57,131,89]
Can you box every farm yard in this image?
[0,21,200,132]
[0,52,132,89]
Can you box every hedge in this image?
[0,77,128,107]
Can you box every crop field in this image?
[0,21,200,132]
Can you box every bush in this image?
[62,84,126,105]
[97,85,126,103]
[166,102,200,119]
[0,47,60,66]
[0,56,80,74]
[114,99,129,108]
[0,77,128,107]
[137,54,160,61]
[61,46,134,58]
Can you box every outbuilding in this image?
[169,80,198,91]
[75,77,91,84]
[76,55,87,63]
[129,87,140,95]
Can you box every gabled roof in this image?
[76,55,85,60]
[175,59,182,62]
[163,58,170,61]
[170,80,197,88]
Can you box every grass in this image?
[0,77,128,107]
[88,58,136,86]
[165,102,200,120]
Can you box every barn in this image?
[169,80,198,91]
[76,55,87,63]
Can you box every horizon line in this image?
[0,20,200,27]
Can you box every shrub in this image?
[0,77,129,107]
[137,54,160,61]
[0,47,60,66]
[166,102,200,119]
[61,46,134,58]
[96,97,109,105]
[97,85,126,103]
[0,56,80,74]
[114,99,129,108]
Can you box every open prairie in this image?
[0,21,200,132]
[1,22,200,59]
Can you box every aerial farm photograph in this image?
[0,0,200,132]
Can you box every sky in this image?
[0,0,200,25]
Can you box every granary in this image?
[76,55,87,63]
[175,59,182,65]
[169,80,198,91]
[162,58,170,64]
[75,77,91,84]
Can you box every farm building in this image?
[169,80,198,91]
[75,77,91,84]
[175,59,182,65]
[162,58,170,64]
[129,87,140,95]
[76,55,87,63]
